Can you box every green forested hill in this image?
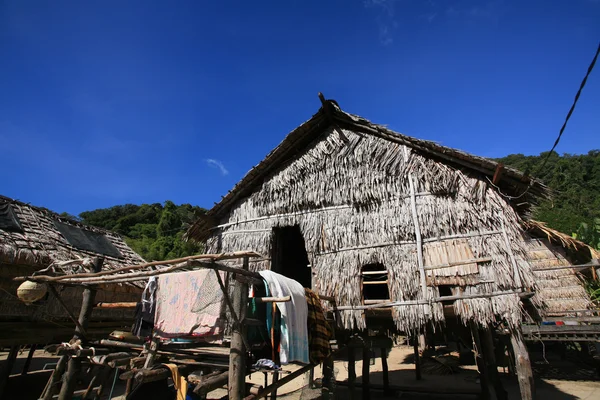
[62,201,207,261]
[497,150,600,249]
[66,150,599,262]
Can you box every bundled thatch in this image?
[187,98,549,332]
[523,220,598,316]
[0,195,145,345]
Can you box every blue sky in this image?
[1,1,599,215]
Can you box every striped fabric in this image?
[305,288,333,364]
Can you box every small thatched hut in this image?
[0,195,144,346]
[523,220,598,318]
[188,96,550,334]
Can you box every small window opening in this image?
[362,263,389,301]
[438,285,454,305]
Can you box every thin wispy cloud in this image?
[364,0,398,46]
[205,159,229,176]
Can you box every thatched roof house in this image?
[524,220,598,317]
[188,96,550,332]
[0,195,145,346]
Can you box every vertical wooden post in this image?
[469,321,491,400]
[21,344,37,375]
[348,346,356,400]
[271,372,279,400]
[0,345,19,399]
[143,337,160,368]
[362,343,370,400]
[322,355,334,400]
[481,327,507,400]
[41,355,68,400]
[228,256,249,400]
[413,336,421,381]
[380,348,390,394]
[58,257,104,400]
[509,327,535,400]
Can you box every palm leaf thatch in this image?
[523,220,598,316]
[187,98,550,331]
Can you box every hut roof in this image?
[188,97,548,241]
[0,194,146,271]
[524,220,598,316]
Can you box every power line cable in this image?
[495,41,600,201]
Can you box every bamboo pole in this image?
[29,251,261,282]
[423,257,493,270]
[251,296,291,303]
[408,172,428,306]
[500,217,522,288]
[94,301,138,308]
[315,231,502,256]
[334,289,525,310]
[31,258,264,286]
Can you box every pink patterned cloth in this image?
[154,269,225,339]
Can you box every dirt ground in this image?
[2,345,600,399]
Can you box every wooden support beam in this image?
[134,365,190,384]
[362,344,370,400]
[243,363,315,400]
[348,346,356,400]
[481,327,507,400]
[41,355,68,400]
[423,257,493,271]
[94,301,137,309]
[413,337,421,381]
[271,370,280,400]
[509,327,535,400]
[492,163,504,185]
[20,251,261,282]
[0,345,19,399]
[29,257,263,286]
[380,348,390,395]
[469,322,491,400]
[47,285,88,338]
[336,289,526,311]
[229,256,250,400]
[250,296,291,303]
[322,355,334,400]
[143,337,160,368]
[192,371,229,396]
[58,257,104,400]
[21,344,37,375]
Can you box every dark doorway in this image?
[271,225,311,288]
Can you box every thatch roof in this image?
[188,97,547,242]
[0,194,145,271]
[524,220,598,316]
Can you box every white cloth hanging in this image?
[259,270,309,364]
